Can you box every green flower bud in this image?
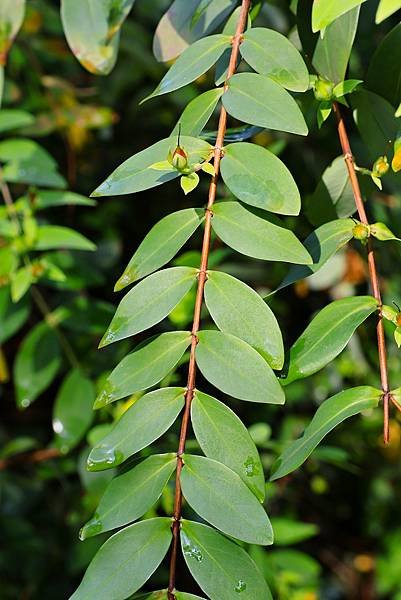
[168,145,188,171]
[314,77,334,101]
[352,222,370,242]
[372,155,389,178]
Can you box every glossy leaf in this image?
[143,35,231,102]
[181,454,273,544]
[14,322,61,409]
[52,369,95,453]
[240,28,309,91]
[313,8,360,83]
[81,453,176,538]
[70,518,171,600]
[222,73,308,135]
[34,226,96,251]
[115,208,204,290]
[284,296,378,385]
[100,267,197,347]
[0,287,30,344]
[181,521,273,599]
[312,0,366,32]
[92,136,212,197]
[153,0,236,62]
[212,201,312,264]
[88,388,185,470]
[376,0,401,23]
[367,23,401,108]
[61,0,135,75]
[275,218,355,293]
[172,88,224,137]
[204,270,284,369]
[271,517,319,546]
[270,387,382,480]
[94,332,191,407]
[191,391,265,500]
[196,330,285,404]
[220,142,301,216]
[0,109,34,133]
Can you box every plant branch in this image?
[167,2,251,596]
[0,447,61,471]
[332,102,391,443]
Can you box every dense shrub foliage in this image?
[1,1,401,599]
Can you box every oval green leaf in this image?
[181,454,273,544]
[70,518,171,600]
[241,27,309,91]
[100,267,197,347]
[81,453,176,538]
[196,330,285,404]
[88,388,185,471]
[172,88,224,137]
[284,296,378,385]
[143,34,231,102]
[116,208,205,290]
[222,73,308,136]
[220,142,301,216]
[312,0,366,32]
[212,201,312,265]
[34,226,95,251]
[205,270,284,369]
[95,332,191,407]
[270,386,382,480]
[191,391,265,501]
[181,520,273,599]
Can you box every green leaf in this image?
[172,88,224,137]
[317,101,332,129]
[370,222,400,241]
[34,226,96,251]
[143,34,230,102]
[61,0,135,75]
[0,1,25,63]
[10,266,33,303]
[222,73,308,136]
[274,218,355,293]
[181,520,273,599]
[180,171,199,195]
[181,454,273,544]
[191,391,265,501]
[366,23,401,108]
[52,369,95,453]
[204,270,283,369]
[312,0,365,32]
[115,208,204,290]
[81,453,176,538]
[92,136,212,197]
[352,90,399,160]
[14,321,61,409]
[313,7,360,83]
[70,518,171,600]
[0,138,56,169]
[94,332,191,407]
[100,267,197,347]
[212,201,312,264]
[175,594,207,600]
[0,109,34,133]
[333,79,362,98]
[270,386,382,480]
[240,27,309,92]
[2,162,66,188]
[284,296,378,385]
[31,190,96,209]
[220,142,301,216]
[196,330,285,404]
[376,0,401,23]
[153,0,236,62]
[88,388,184,471]
[270,517,319,546]
[0,287,30,344]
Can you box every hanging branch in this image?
[332,102,391,443]
[167,1,251,597]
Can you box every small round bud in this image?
[168,145,188,171]
[314,77,334,101]
[352,222,370,242]
[372,155,389,178]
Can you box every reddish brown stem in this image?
[167,2,251,597]
[333,102,390,443]
[0,447,60,471]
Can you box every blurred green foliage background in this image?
[1,1,401,599]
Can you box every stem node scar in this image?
[167,1,252,594]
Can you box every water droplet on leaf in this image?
[79,513,103,540]
[235,580,247,593]
[87,445,124,471]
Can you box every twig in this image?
[0,447,61,471]
[167,2,251,597]
[332,102,391,443]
